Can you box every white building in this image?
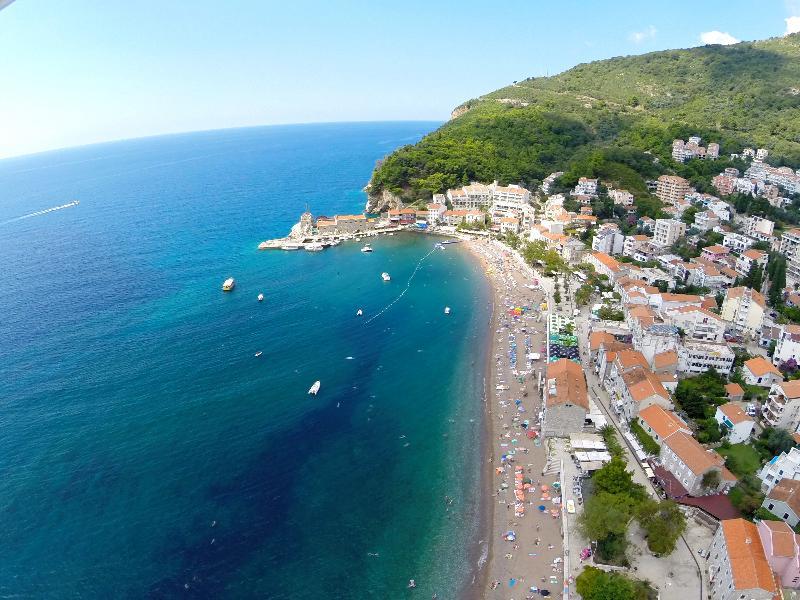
[663,305,726,343]
[498,217,520,234]
[693,210,720,232]
[759,447,800,494]
[677,342,735,376]
[572,177,598,197]
[762,380,800,432]
[746,215,775,241]
[774,324,800,368]
[446,183,492,210]
[735,249,768,277]
[722,232,756,254]
[591,226,625,255]
[426,203,446,224]
[608,188,634,206]
[585,251,625,281]
[706,519,778,600]
[653,219,686,247]
[781,229,800,288]
[720,286,766,336]
[658,431,735,496]
[714,403,754,444]
[742,357,784,388]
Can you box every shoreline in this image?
[460,237,566,599]
[459,238,499,600]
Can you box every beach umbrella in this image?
[538,505,546,512]
[541,484,549,492]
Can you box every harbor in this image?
[256,208,472,252]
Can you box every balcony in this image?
[769,394,787,407]
[762,404,781,426]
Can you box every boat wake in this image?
[363,247,436,325]
[1,200,79,225]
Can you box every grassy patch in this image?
[718,443,762,477]
[630,420,660,456]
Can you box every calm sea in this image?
[0,123,491,599]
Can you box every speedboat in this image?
[308,381,321,395]
[444,306,451,315]
[257,293,264,302]
[381,272,391,282]
[254,351,262,357]
[222,277,235,291]
[361,244,373,252]
[306,242,324,252]
[281,243,301,251]
[435,243,444,250]
[356,309,363,316]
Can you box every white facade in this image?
[721,287,766,336]
[591,227,625,255]
[714,404,755,444]
[762,381,800,431]
[759,448,800,494]
[774,324,800,367]
[722,232,756,254]
[706,520,776,600]
[677,342,735,376]
[653,219,686,247]
[746,215,775,241]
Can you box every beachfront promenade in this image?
[469,238,714,600]
[468,239,567,599]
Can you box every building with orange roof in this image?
[663,304,726,343]
[700,244,731,263]
[725,382,745,401]
[721,286,767,336]
[763,479,800,529]
[742,356,784,387]
[707,518,778,600]
[736,248,769,276]
[659,431,736,496]
[543,359,588,438]
[617,366,673,421]
[678,341,736,376]
[604,349,649,388]
[594,340,634,382]
[762,380,800,430]
[585,251,626,280]
[651,350,678,374]
[756,518,800,588]
[637,405,690,446]
[715,402,755,444]
[651,292,704,312]
[498,216,520,234]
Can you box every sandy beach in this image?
[462,237,566,600]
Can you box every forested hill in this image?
[368,33,800,204]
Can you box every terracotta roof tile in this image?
[744,357,783,378]
[721,519,778,593]
[545,359,588,410]
[638,405,688,440]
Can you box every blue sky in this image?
[1,0,799,158]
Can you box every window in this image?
[785,513,790,519]
[769,503,774,510]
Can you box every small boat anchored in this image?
[356,308,363,317]
[381,272,391,282]
[444,306,451,315]
[222,277,235,292]
[361,244,373,253]
[254,351,262,357]
[257,293,264,302]
[308,380,321,395]
[305,242,324,252]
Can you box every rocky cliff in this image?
[363,182,404,214]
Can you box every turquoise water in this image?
[0,123,491,598]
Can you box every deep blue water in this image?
[0,123,491,598]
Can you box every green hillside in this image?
[369,34,800,202]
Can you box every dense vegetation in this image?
[580,429,686,563]
[370,34,800,202]
[576,566,656,600]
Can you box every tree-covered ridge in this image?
[371,33,800,202]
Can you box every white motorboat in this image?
[257,293,264,302]
[281,243,302,251]
[381,272,391,282]
[222,277,235,291]
[361,244,373,252]
[308,381,321,395]
[306,242,324,252]
[254,351,262,357]
[435,243,444,250]
[444,306,451,315]
[356,309,363,316]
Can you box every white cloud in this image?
[699,31,740,45]
[786,16,800,35]
[629,26,657,44]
